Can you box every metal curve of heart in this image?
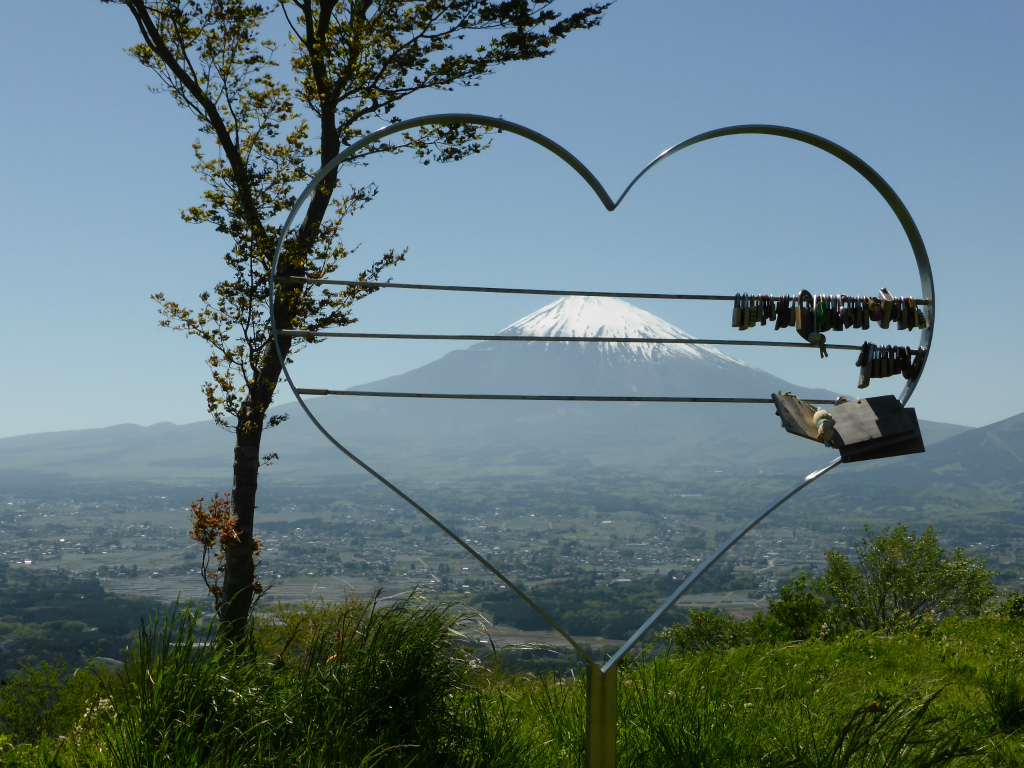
[270,114,935,666]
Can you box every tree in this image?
[658,608,749,655]
[815,524,995,633]
[765,572,825,641]
[104,0,608,640]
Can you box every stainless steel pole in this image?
[586,662,618,768]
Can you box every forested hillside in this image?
[0,565,164,677]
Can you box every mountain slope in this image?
[0,297,969,489]
[359,296,825,400]
[247,297,965,482]
[860,411,1024,491]
[497,295,745,365]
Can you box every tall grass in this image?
[615,646,976,767]
[79,595,526,767]
[983,660,1024,735]
[3,603,1022,767]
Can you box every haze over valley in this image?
[2,297,1021,646]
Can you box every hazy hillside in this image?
[882,410,1024,487]
[0,297,970,494]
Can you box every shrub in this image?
[766,572,826,641]
[0,661,65,743]
[657,608,750,654]
[998,590,1024,621]
[89,596,516,768]
[0,660,103,745]
[815,524,995,633]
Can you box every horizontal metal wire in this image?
[279,329,864,351]
[295,389,835,404]
[277,277,734,301]
[275,277,934,305]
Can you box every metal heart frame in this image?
[271,114,934,767]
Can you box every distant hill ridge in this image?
[856,411,1024,491]
[0,296,1002,493]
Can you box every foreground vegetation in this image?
[1,595,1021,767]
[2,525,1022,766]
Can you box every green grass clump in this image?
[616,640,972,766]
[2,601,1023,767]
[982,660,1024,735]
[1,596,526,768]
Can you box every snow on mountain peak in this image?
[496,295,742,365]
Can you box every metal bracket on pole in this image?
[586,661,618,768]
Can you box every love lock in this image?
[271,114,935,768]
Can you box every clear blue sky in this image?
[1,1,1021,438]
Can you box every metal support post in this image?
[586,661,618,768]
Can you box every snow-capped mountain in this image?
[0,297,857,486]
[262,294,844,479]
[357,295,794,399]
[496,295,744,366]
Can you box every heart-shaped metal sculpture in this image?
[271,115,934,767]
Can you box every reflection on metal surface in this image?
[296,389,837,404]
[279,275,932,304]
[281,328,865,351]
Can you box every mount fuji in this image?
[0,296,967,490]
[276,295,843,480]
[497,295,741,364]
[356,295,804,399]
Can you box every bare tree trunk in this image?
[217,349,285,642]
[218,419,262,642]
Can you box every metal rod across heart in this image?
[270,114,935,768]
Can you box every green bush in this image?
[0,661,65,743]
[659,574,829,655]
[765,571,826,641]
[998,591,1024,621]
[656,608,751,654]
[815,524,995,633]
[658,524,997,657]
[0,660,104,745]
